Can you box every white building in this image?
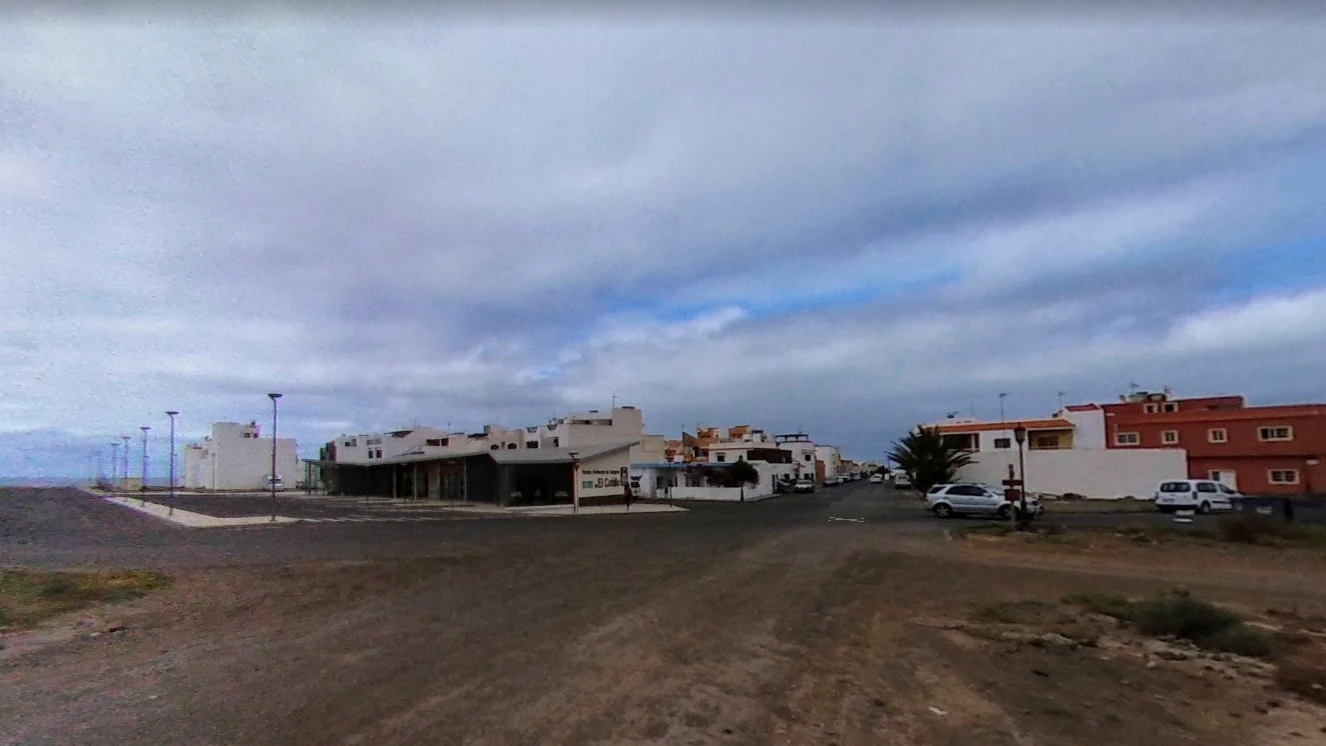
[925,406,1186,499]
[317,406,655,506]
[183,421,300,491]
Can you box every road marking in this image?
[827,517,866,523]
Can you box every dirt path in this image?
[4,521,1325,745]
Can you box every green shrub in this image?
[1202,624,1277,658]
[1062,591,1136,621]
[1131,595,1241,640]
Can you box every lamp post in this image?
[568,451,579,515]
[139,426,151,506]
[165,411,179,504]
[1013,424,1028,524]
[120,435,131,490]
[267,393,282,522]
[110,441,120,490]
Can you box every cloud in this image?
[2,16,1325,475]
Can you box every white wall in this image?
[1062,408,1106,448]
[669,486,773,502]
[956,448,1187,499]
[182,422,300,490]
[815,445,841,479]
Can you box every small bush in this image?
[1131,595,1242,640]
[1062,591,1136,621]
[1201,624,1277,658]
[1218,515,1326,548]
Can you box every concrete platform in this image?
[93,492,301,528]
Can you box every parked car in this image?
[264,475,284,490]
[794,479,816,493]
[892,471,913,489]
[1153,479,1241,514]
[869,473,885,484]
[926,483,1044,519]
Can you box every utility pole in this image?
[139,426,151,506]
[110,442,120,489]
[1057,391,1066,411]
[165,411,179,503]
[999,393,1009,422]
[268,393,283,522]
[120,435,131,489]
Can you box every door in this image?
[1209,470,1238,490]
[947,485,984,512]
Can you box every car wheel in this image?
[995,505,1011,520]
[1198,501,1212,515]
[933,503,953,519]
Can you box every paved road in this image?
[1,482,1212,571]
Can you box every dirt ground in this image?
[4,520,1326,745]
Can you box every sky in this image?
[3,11,1326,478]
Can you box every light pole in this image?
[120,435,131,490]
[166,411,179,504]
[568,451,579,515]
[110,441,120,490]
[999,392,1009,422]
[268,393,282,522]
[1013,424,1028,525]
[139,426,151,506]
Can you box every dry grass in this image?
[0,568,170,630]
[1061,589,1278,658]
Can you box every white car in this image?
[869,473,884,484]
[892,472,913,489]
[926,483,1044,519]
[793,479,816,493]
[1153,479,1241,514]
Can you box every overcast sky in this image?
[3,12,1326,477]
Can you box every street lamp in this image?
[139,426,151,506]
[267,393,282,522]
[1013,424,1028,524]
[165,411,179,502]
[121,435,131,490]
[568,451,579,515]
[110,441,120,490]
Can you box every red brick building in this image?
[1102,392,1326,495]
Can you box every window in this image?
[993,438,1011,449]
[1161,430,1179,445]
[1144,403,1159,414]
[1115,431,1140,446]
[506,443,517,450]
[1159,482,1191,493]
[949,485,986,496]
[1163,402,1179,413]
[490,444,499,451]
[525,441,538,449]
[552,437,560,448]
[1196,482,1217,493]
[1269,469,1300,485]
[1208,429,1228,443]
[345,438,358,447]
[1032,435,1060,450]
[1218,484,1237,495]
[804,454,813,462]
[425,438,448,447]
[1259,426,1294,442]
[715,452,726,462]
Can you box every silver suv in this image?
[926,483,1043,519]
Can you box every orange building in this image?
[1102,392,1325,495]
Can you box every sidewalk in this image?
[85,490,301,528]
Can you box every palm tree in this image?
[887,427,975,494]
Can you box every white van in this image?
[1153,479,1241,514]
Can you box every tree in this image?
[887,427,975,494]
[724,459,761,489]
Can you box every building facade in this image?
[928,407,1186,499]
[316,406,652,505]
[1101,391,1326,494]
[183,421,300,491]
